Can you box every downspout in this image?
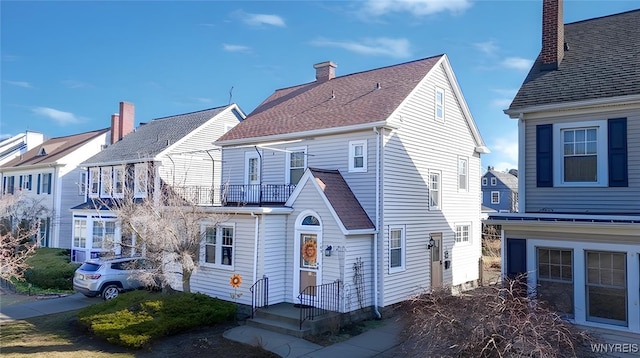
[52,165,61,248]
[372,127,382,319]
[251,212,259,284]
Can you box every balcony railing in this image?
[172,184,296,206]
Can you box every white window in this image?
[92,220,116,250]
[585,251,626,325]
[482,177,487,186]
[455,224,470,244]
[286,146,306,185]
[389,226,405,272]
[458,157,468,191]
[537,248,573,316]
[349,140,367,172]
[491,191,500,204]
[73,219,87,248]
[554,120,607,187]
[40,173,51,194]
[491,177,497,186]
[100,167,113,197]
[113,166,125,197]
[134,163,148,198]
[79,172,87,195]
[435,87,445,122]
[201,223,235,269]
[89,168,100,197]
[429,170,441,210]
[20,175,32,191]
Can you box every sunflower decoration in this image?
[302,240,317,263]
[229,273,242,288]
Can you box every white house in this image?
[0,131,44,166]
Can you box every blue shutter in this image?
[37,174,41,194]
[536,124,553,187]
[506,238,527,280]
[19,176,23,189]
[28,174,32,190]
[47,173,52,194]
[608,118,627,187]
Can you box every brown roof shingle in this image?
[309,168,375,231]
[218,55,443,142]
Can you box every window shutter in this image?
[506,238,527,280]
[28,174,32,190]
[37,174,41,194]
[47,173,52,194]
[536,124,553,187]
[608,118,627,187]
[19,176,23,189]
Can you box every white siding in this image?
[380,62,482,306]
[524,108,640,213]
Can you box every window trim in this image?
[429,170,442,211]
[79,172,87,196]
[490,177,497,186]
[134,163,148,198]
[482,177,487,186]
[89,168,100,198]
[200,222,236,270]
[112,166,125,198]
[435,87,445,122]
[491,191,500,204]
[348,140,367,173]
[553,120,608,187]
[100,167,113,198]
[458,156,468,192]
[285,146,307,185]
[454,223,471,245]
[388,225,406,273]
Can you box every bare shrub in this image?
[399,278,595,357]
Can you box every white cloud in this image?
[62,79,92,89]
[311,37,411,58]
[242,12,285,27]
[491,136,518,165]
[491,98,513,109]
[362,0,472,17]
[4,80,32,88]
[473,40,498,56]
[31,107,82,125]
[223,43,251,53]
[501,57,533,71]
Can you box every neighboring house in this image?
[486,1,640,333]
[187,55,488,317]
[481,166,518,213]
[0,131,44,166]
[69,104,245,262]
[0,128,111,249]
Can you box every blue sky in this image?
[1,0,638,172]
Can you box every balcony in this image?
[173,184,296,207]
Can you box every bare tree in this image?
[90,179,230,293]
[0,193,49,282]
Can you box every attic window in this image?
[302,215,320,226]
[38,148,47,156]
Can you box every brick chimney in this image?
[313,61,337,82]
[541,0,564,70]
[110,101,135,144]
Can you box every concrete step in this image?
[247,316,311,338]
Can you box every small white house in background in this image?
[188,55,488,316]
[486,1,640,333]
[0,131,45,166]
[70,103,245,262]
[0,128,110,249]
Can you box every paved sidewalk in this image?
[224,317,403,358]
[0,292,95,322]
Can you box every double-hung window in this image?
[429,171,441,210]
[134,163,148,198]
[40,173,52,194]
[89,168,100,197]
[585,251,627,325]
[201,224,235,269]
[491,191,500,204]
[458,157,468,191]
[491,177,497,186]
[100,167,113,197]
[73,219,87,248]
[537,248,573,317]
[20,175,32,191]
[482,178,487,186]
[349,140,367,172]
[286,146,306,185]
[389,226,405,272]
[435,87,445,122]
[92,221,115,249]
[79,172,87,195]
[113,166,125,197]
[455,224,470,244]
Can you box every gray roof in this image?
[485,170,518,191]
[83,105,232,165]
[509,9,640,111]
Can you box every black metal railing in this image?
[223,184,296,206]
[172,186,223,206]
[250,275,269,319]
[298,279,341,330]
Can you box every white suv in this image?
[73,256,147,300]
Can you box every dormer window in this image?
[100,167,113,197]
[89,168,100,197]
[134,163,148,198]
[38,147,47,156]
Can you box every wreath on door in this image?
[302,240,317,263]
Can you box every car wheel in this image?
[101,284,120,300]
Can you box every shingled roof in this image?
[508,9,640,112]
[487,170,518,192]
[1,128,109,168]
[84,105,233,165]
[217,55,443,143]
[308,168,375,231]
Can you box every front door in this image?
[430,233,443,289]
[297,234,319,303]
